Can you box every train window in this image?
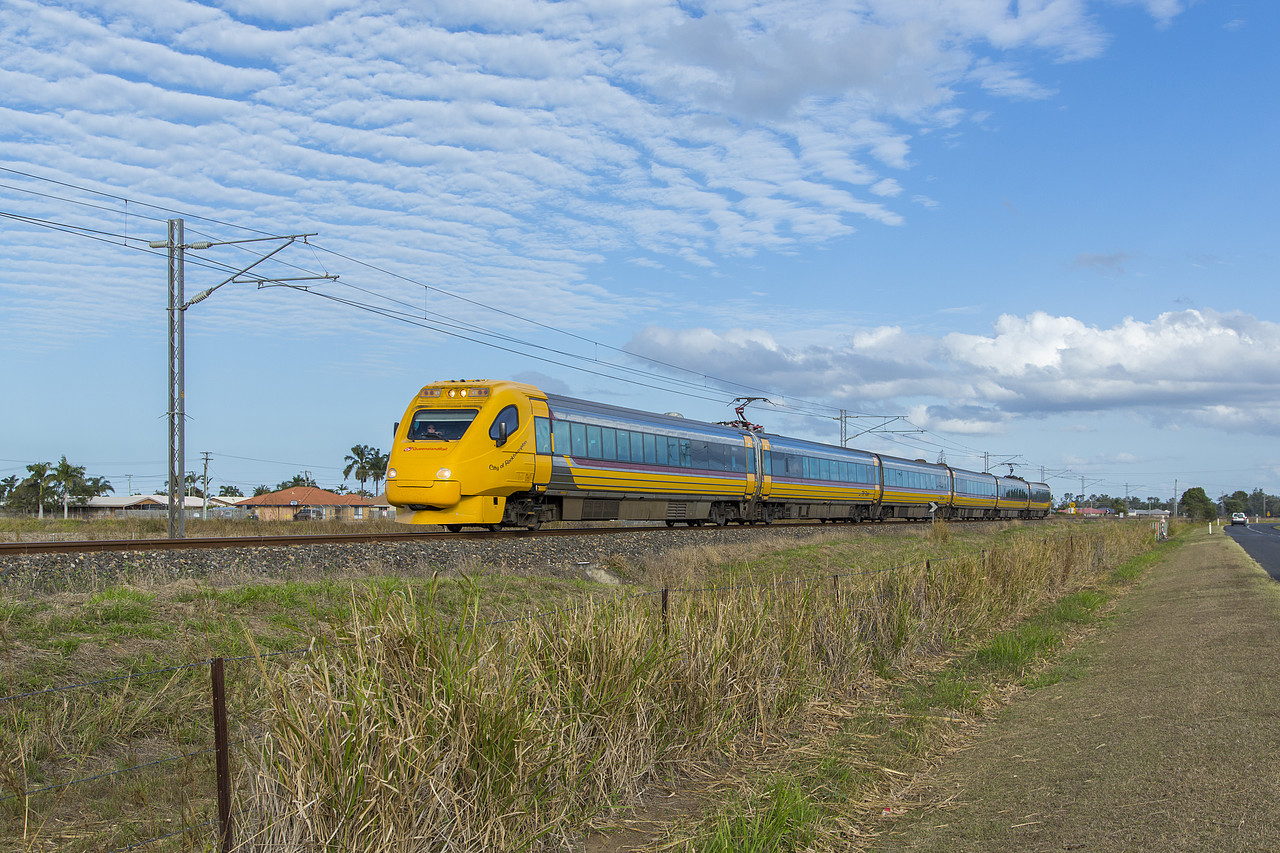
[570,422,587,457]
[678,439,692,468]
[586,425,602,459]
[601,428,617,461]
[644,433,657,464]
[631,432,645,464]
[655,435,668,466]
[534,418,551,455]
[616,430,631,463]
[745,447,754,474]
[408,408,478,441]
[489,406,519,444]
[691,441,710,470]
[760,450,770,475]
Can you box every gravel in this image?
[0,526,827,594]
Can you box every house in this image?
[79,494,246,519]
[238,487,375,522]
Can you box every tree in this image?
[0,475,18,504]
[183,471,204,498]
[219,485,244,498]
[343,445,376,494]
[1221,491,1249,515]
[1180,487,1216,521]
[253,485,272,497]
[85,476,114,498]
[51,456,88,519]
[23,461,55,520]
[276,472,317,491]
[370,449,389,496]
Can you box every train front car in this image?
[386,380,550,530]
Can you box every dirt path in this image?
[877,532,1280,852]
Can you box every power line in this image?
[0,165,849,420]
[1,164,1061,470]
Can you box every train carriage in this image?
[996,475,1032,520]
[543,394,756,525]
[760,434,880,522]
[948,468,998,520]
[878,454,952,520]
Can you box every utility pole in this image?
[202,451,212,520]
[153,218,336,539]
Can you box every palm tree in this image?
[0,475,18,504]
[52,456,87,519]
[24,461,54,520]
[343,445,375,494]
[86,476,114,497]
[370,448,390,496]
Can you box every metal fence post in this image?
[661,587,669,638]
[211,657,232,853]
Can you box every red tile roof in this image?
[238,487,374,507]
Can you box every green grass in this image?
[691,780,821,853]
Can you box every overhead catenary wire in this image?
[2,164,1075,479]
[0,165,861,421]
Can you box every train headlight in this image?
[386,468,397,480]
[436,467,452,480]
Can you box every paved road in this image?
[1225,521,1280,580]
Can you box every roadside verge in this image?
[876,531,1280,852]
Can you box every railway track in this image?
[0,522,817,557]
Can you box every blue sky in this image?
[1,0,1276,506]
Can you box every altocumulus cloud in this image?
[626,310,1280,436]
[0,0,1181,346]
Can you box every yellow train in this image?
[385,380,1052,530]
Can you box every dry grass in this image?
[237,521,1159,851]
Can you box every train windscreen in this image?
[407,409,478,441]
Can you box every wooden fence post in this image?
[211,657,232,853]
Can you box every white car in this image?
[1231,512,1247,526]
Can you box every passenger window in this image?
[489,406,519,443]
[534,417,551,454]
[552,420,569,454]
[617,430,631,462]
[570,422,587,457]
[602,428,617,461]
[587,425,602,459]
[644,434,657,464]
[655,435,668,466]
[631,432,645,463]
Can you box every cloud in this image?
[624,309,1280,437]
[0,0,1188,349]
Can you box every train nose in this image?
[387,479,462,509]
